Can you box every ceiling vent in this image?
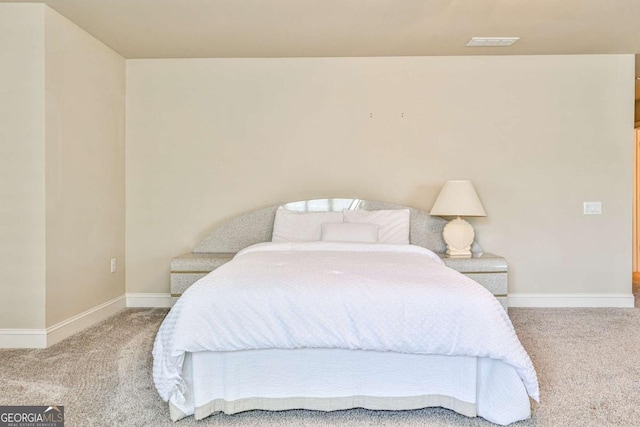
[466,37,520,47]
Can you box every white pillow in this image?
[320,222,379,243]
[342,209,411,244]
[272,208,344,242]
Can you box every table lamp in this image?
[429,180,486,257]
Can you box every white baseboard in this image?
[509,293,635,308]
[0,294,126,349]
[0,328,47,349]
[126,292,635,309]
[46,295,127,346]
[126,293,173,308]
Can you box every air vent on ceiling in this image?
[466,37,520,47]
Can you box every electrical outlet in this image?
[110,258,117,273]
[583,202,602,215]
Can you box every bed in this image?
[153,199,539,426]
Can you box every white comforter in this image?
[153,242,539,405]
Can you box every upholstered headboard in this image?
[193,198,449,254]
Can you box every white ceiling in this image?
[7,0,640,60]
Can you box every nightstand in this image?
[437,252,508,311]
[170,252,236,301]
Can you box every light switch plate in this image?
[110,258,117,273]
[583,202,602,215]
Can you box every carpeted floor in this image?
[2,307,640,427]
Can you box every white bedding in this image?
[153,242,539,414]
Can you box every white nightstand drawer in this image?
[465,272,507,296]
[171,273,208,295]
[437,252,509,311]
[171,252,235,297]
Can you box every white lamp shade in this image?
[430,180,486,217]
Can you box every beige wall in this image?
[44,7,126,327]
[0,4,125,331]
[126,55,633,297]
[1,8,627,337]
[0,4,46,329]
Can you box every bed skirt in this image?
[168,348,531,426]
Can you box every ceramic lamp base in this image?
[443,216,474,258]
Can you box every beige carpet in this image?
[2,307,640,426]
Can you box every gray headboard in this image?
[193,198,448,254]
